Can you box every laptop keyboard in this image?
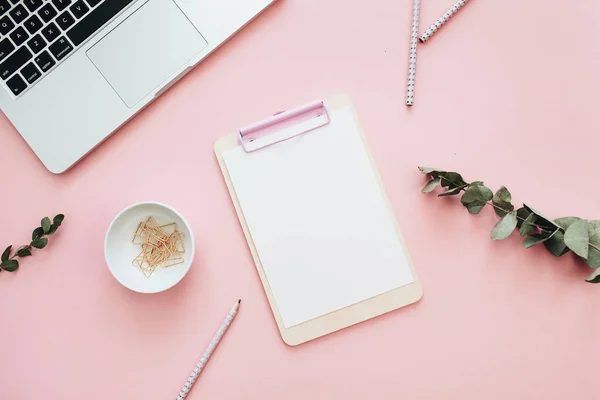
[0,0,135,97]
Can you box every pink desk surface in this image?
[2,0,600,399]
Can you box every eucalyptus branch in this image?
[419,167,600,284]
[1,215,64,273]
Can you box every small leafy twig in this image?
[1,214,64,273]
[419,167,600,284]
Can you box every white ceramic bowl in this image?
[104,202,195,293]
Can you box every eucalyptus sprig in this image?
[1,214,64,273]
[419,167,600,283]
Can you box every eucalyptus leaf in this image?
[519,213,537,236]
[564,220,589,259]
[554,217,581,231]
[461,184,493,204]
[461,184,493,214]
[465,204,485,214]
[492,186,514,217]
[585,268,600,283]
[587,248,600,269]
[438,185,467,197]
[516,207,531,228]
[16,248,32,257]
[32,227,44,241]
[41,217,51,234]
[586,221,600,268]
[524,231,557,248]
[0,259,18,272]
[543,231,570,257]
[422,178,441,193]
[493,186,512,203]
[30,238,48,249]
[53,214,65,227]
[470,181,484,186]
[491,211,518,240]
[418,167,442,174]
[47,224,58,235]
[524,204,560,231]
[440,172,467,189]
[1,245,11,262]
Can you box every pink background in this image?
[2,0,600,398]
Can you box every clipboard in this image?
[215,94,422,346]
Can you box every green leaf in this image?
[524,231,557,248]
[519,213,537,236]
[440,172,467,189]
[32,227,44,241]
[41,217,51,234]
[438,185,467,197]
[47,224,58,235]
[493,186,511,203]
[564,219,589,259]
[30,238,48,249]
[470,181,484,186]
[460,184,493,213]
[0,259,19,272]
[491,211,518,240]
[523,204,560,231]
[418,167,443,174]
[53,214,65,227]
[492,186,514,217]
[585,268,600,283]
[516,207,531,228]
[16,248,32,257]
[543,231,570,257]
[466,204,486,214]
[1,245,11,262]
[586,221,600,268]
[421,177,441,193]
[554,217,581,231]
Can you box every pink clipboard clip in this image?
[238,100,330,152]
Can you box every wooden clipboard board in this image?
[215,94,422,346]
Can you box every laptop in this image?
[0,0,276,173]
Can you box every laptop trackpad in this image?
[87,0,207,107]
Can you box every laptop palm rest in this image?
[87,0,208,108]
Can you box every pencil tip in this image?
[238,299,241,304]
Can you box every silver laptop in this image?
[0,0,276,173]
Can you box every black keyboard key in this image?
[6,73,26,95]
[48,35,71,60]
[38,3,57,23]
[85,0,101,7]
[23,0,43,12]
[67,0,133,46]
[0,0,10,16]
[0,15,14,34]
[26,33,45,53]
[52,0,71,12]
[10,4,29,24]
[20,61,40,83]
[24,14,42,34]
[69,0,88,19]
[56,11,74,29]
[34,50,54,71]
[42,22,59,42]
[9,0,19,5]
[9,26,28,45]
[0,46,32,79]
[0,37,14,61]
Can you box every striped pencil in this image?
[419,0,470,43]
[175,300,241,400]
[406,0,421,106]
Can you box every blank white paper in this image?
[223,107,414,328]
